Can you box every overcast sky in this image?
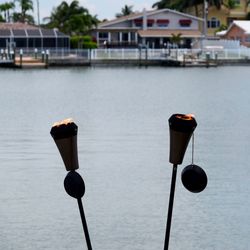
[0,0,157,23]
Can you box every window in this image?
[99,32,108,39]
[245,36,250,42]
[122,32,128,41]
[147,19,154,27]
[236,36,241,41]
[134,19,155,27]
[134,19,142,27]
[179,19,192,27]
[207,17,220,28]
[234,0,240,4]
[157,19,169,27]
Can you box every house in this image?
[217,20,250,47]
[184,0,250,37]
[0,22,70,49]
[93,8,204,49]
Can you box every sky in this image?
[40,0,156,20]
[0,0,157,23]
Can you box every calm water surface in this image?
[0,66,249,250]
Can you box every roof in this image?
[138,29,203,38]
[0,22,69,38]
[98,8,204,28]
[221,20,250,37]
[233,20,250,34]
[0,22,38,30]
[216,30,227,36]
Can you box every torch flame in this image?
[53,118,74,127]
[176,114,195,120]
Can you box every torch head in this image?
[50,118,79,171]
[168,114,197,165]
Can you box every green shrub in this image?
[70,35,97,49]
[70,36,80,48]
[83,42,97,49]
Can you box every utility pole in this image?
[203,0,208,39]
[36,0,40,26]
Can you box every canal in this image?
[0,66,249,250]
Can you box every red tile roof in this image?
[0,22,38,30]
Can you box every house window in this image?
[245,36,250,42]
[179,19,192,27]
[207,17,220,28]
[236,36,241,41]
[122,32,129,41]
[99,32,108,39]
[134,19,142,27]
[157,19,169,27]
[234,0,240,4]
[147,19,154,27]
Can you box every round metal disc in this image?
[181,164,207,193]
[64,171,85,199]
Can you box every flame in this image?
[176,114,195,120]
[53,118,73,127]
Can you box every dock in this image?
[1,48,250,68]
[15,57,46,68]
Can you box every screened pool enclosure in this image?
[0,23,70,49]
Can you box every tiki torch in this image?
[50,118,92,250]
[164,114,197,250]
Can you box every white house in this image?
[93,8,204,48]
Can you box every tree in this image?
[223,0,237,10]
[152,0,174,9]
[45,0,99,35]
[0,1,15,22]
[152,0,223,15]
[13,0,34,23]
[170,33,182,46]
[116,5,134,18]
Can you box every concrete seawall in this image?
[48,59,181,67]
[2,57,250,68]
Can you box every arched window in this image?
[207,17,220,28]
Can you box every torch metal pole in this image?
[164,164,178,250]
[77,198,92,250]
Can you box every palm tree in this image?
[15,0,33,22]
[45,0,99,35]
[152,0,174,9]
[170,33,182,45]
[152,0,223,15]
[116,5,134,18]
[0,1,15,22]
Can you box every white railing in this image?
[6,48,250,61]
[203,39,243,49]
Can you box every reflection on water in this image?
[0,67,249,249]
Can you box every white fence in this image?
[203,39,243,50]
[6,48,250,61]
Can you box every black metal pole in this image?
[77,198,92,250]
[164,164,178,250]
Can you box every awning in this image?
[138,29,203,38]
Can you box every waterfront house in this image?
[217,20,250,47]
[184,0,250,37]
[0,22,70,50]
[93,8,204,48]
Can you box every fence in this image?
[2,48,250,62]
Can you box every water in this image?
[0,66,249,250]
